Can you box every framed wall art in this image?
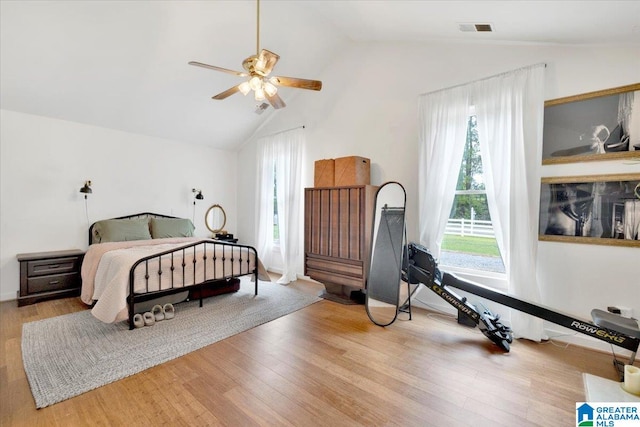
[539,173,640,247]
[542,83,640,165]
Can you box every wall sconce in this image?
[192,188,204,200]
[192,188,204,222]
[79,180,92,199]
[79,180,92,225]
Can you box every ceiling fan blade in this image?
[266,92,286,110]
[256,49,280,76]
[189,61,248,77]
[271,76,322,91]
[212,85,241,100]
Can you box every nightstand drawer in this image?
[27,272,80,294]
[27,257,80,277]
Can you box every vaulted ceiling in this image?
[2,1,639,150]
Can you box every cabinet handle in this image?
[49,280,60,285]
[49,265,60,269]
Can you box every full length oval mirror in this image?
[205,204,226,234]
[365,181,407,327]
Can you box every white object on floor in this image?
[583,373,640,402]
[624,365,640,395]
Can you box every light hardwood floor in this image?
[0,279,624,426]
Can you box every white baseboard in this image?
[1,291,17,302]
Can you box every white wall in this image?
[0,110,237,301]
[237,40,640,350]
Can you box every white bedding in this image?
[81,238,264,323]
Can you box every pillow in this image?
[93,218,152,243]
[149,217,195,239]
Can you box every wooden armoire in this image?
[304,185,377,302]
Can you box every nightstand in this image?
[213,237,239,243]
[213,232,238,243]
[16,249,85,306]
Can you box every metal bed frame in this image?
[88,212,259,329]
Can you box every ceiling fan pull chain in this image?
[256,0,260,55]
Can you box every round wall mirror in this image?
[205,204,226,234]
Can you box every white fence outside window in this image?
[445,218,495,238]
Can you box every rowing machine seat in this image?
[591,309,640,379]
[592,309,640,339]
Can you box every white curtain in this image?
[474,64,546,341]
[418,64,546,341]
[255,127,304,284]
[418,85,471,259]
[256,139,276,269]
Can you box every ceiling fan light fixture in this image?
[249,76,262,91]
[188,0,322,109]
[239,81,251,95]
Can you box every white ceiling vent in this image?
[458,23,494,32]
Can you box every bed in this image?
[81,212,266,329]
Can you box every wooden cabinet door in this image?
[304,185,376,289]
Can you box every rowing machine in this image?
[406,243,640,358]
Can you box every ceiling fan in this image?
[189,0,322,112]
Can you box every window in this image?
[417,64,545,339]
[440,115,505,273]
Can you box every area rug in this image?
[22,279,320,408]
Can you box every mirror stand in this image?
[365,181,409,326]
